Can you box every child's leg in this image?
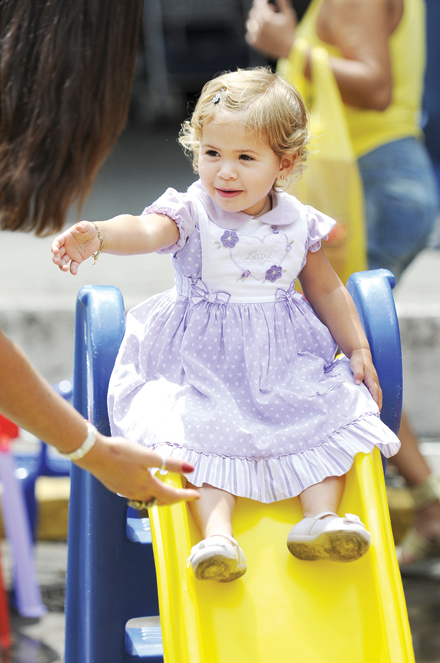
[186,482,247,582]
[287,474,371,562]
[187,483,237,541]
[299,475,345,518]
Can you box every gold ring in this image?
[246,19,259,34]
[127,498,158,510]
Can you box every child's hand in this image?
[349,348,383,410]
[51,221,101,275]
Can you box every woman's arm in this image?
[0,327,199,505]
[298,248,383,408]
[315,0,400,110]
[52,213,180,275]
[246,0,402,110]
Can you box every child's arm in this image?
[298,248,383,409]
[51,213,179,275]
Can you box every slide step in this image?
[126,516,152,544]
[125,616,163,660]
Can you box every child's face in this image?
[198,112,289,217]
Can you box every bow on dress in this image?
[275,282,301,303]
[190,278,231,306]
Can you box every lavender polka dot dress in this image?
[107,180,400,503]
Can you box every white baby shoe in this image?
[187,533,247,582]
[287,512,371,562]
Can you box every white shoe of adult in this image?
[187,533,247,582]
[287,512,371,562]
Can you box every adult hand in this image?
[76,434,200,506]
[0,328,199,507]
[245,0,297,61]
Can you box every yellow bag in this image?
[278,39,367,284]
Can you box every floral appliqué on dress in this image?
[217,229,293,283]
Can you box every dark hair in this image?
[0,0,143,236]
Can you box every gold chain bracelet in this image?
[91,222,104,264]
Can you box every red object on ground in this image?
[0,414,17,648]
[0,544,12,649]
[0,414,19,450]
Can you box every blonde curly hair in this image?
[178,67,309,189]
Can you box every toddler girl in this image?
[52,68,400,582]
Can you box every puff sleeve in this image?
[142,187,198,254]
[304,205,337,253]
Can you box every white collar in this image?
[189,180,301,229]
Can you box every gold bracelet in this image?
[91,222,104,264]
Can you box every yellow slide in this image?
[149,448,414,663]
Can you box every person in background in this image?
[0,0,199,508]
[245,0,440,566]
[423,0,440,206]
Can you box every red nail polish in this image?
[182,463,194,473]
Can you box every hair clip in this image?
[213,90,223,104]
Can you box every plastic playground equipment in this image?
[0,414,46,622]
[64,270,415,663]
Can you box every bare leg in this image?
[187,482,237,543]
[299,475,345,518]
[186,482,246,581]
[391,411,440,563]
[391,410,432,486]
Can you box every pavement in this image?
[1,120,440,661]
[1,541,66,663]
